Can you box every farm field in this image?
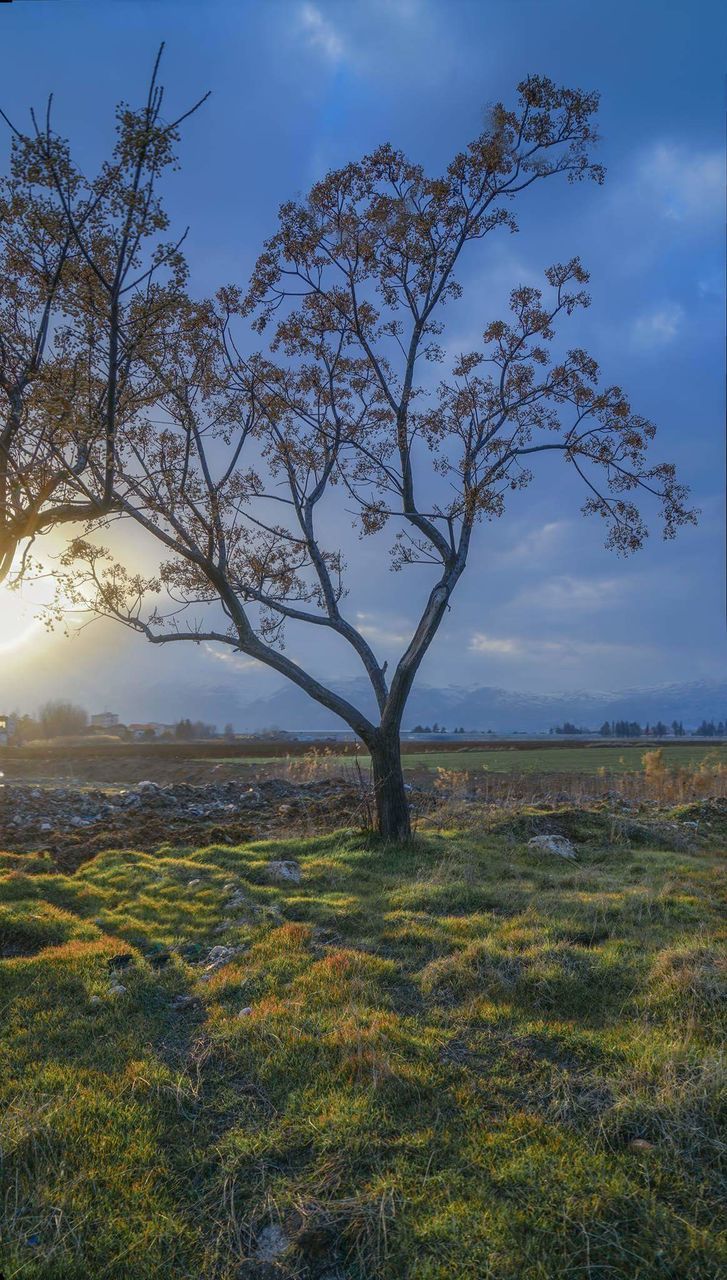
[200,743,727,776]
[1,811,725,1278]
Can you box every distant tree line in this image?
[549,719,726,738]
[410,724,467,734]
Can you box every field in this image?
[1,806,725,1278]
[3,738,726,790]
[202,743,727,776]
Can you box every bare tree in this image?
[55,76,695,838]
[38,698,87,739]
[0,48,207,583]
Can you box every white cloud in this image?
[638,144,723,224]
[355,611,409,647]
[299,4,345,62]
[469,631,647,664]
[698,271,723,299]
[631,302,683,349]
[469,633,522,655]
[203,643,260,671]
[519,574,622,612]
[494,521,569,565]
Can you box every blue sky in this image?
[0,0,724,720]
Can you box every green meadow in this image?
[1,809,725,1278]
[202,743,727,775]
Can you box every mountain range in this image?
[225,676,727,734]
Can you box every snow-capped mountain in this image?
[230,677,727,734]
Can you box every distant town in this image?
[1,700,725,748]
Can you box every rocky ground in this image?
[0,776,437,872]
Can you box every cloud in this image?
[493,521,569,565]
[203,643,260,671]
[630,302,683,349]
[516,574,623,613]
[355,611,410,647]
[299,4,345,62]
[698,271,723,299]
[638,144,723,224]
[469,631,647,664]
[469,633,522,655]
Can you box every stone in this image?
[226,892,248,909]
[170,994,197,1010]
[89,994,103,1007]
[187,878,202,888]
[199,944,239,980]
[108,982,127,996]
[266,859,302,884]
[255,1224,289,1262]
[629,1138,656,1152]
[237,1006,253,1017]
[527,834,577,860]
[136,780,160,794]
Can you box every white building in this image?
[91,711,120,730]
[127,722,174,740]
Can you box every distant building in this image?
[127,722,174,740]
[0,714,9,747]
[90,711,120,730]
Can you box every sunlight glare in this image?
[0,588,44,655]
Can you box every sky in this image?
[0,0,724,724]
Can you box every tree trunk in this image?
[369,730,411,840]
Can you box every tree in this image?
[38,698,87,738]
[0,48,208,584]
[174,717,215,740]
[49,74,696,838]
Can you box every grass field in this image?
[1,810,725,1278]
[205,743,727,775]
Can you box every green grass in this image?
[0,818,725,1278]
[202,743,727,774]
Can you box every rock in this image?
[199,944,239,980]
[266,859,302,884]
[39,822,54,833]
[256,1224,289,1262]
[629,1138,656,1152]
[226,891,248,909]
[170,994,198,1010]
[136,780,160,794]
[187,878,202,888]
[223,882,238,893]
[108,982,127,996]
[527,834,577,860]
[237,1006,253,1017]
[89,994,103,1007]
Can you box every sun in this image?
[0,588,44,655]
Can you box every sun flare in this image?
[0,589,44,655]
